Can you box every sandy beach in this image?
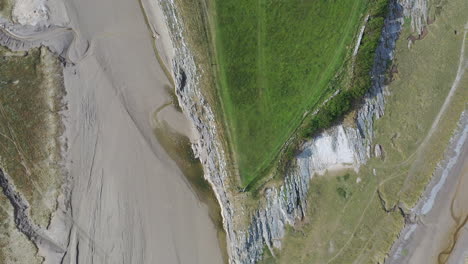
[55,0,224,263]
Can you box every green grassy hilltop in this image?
[214,0,368,185]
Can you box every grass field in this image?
[259,0,468,262]
[214,0,368,185]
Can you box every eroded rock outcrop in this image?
[160,0,427,262]
[0,169,40,242]
[0,169,67,260]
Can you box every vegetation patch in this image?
[336,174,353,200]
[301,0,388,136]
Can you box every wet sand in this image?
[58,0,223,263]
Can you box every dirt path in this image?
[420,22,468,149]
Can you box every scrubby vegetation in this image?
[215,0,370,185]
[302,0,388,135]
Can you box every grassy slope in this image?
[0,47,64,262]
[259,0,468,262]
[214,0,367,185]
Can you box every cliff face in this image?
[158,1,237,259]
[160,0,427,263]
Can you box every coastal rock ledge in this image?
[160,0,427,263]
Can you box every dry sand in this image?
[53,0,223,263]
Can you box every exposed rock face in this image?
[375,144,384,158]
[298,125,366,176]
[400,0,428,34]
[160,0,426,263]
